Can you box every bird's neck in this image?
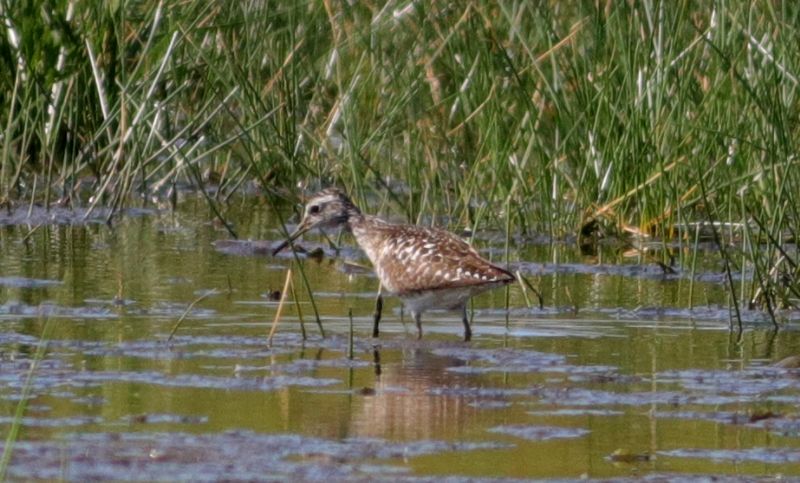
[347,213,389,265]
[346,210,380,235]
[343,205,365,231]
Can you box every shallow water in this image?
[1,197,800,480]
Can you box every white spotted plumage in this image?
[278,188,515,341]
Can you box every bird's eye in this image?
[308,205,320,215]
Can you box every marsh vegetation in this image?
[3,1,800,322]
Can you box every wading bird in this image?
[272,188,514,341]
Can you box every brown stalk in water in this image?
[268,268,294,345]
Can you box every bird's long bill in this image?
[271,220,311,256]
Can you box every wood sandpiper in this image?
[272,188,515,341]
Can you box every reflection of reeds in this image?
[0,317,54,479]
[2,2,800,324]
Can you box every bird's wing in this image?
[378,225,514,294]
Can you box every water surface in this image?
[1,197,799,480]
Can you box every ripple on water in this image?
[432,347,619,378]
[121,413,209,425]
[657,367,800,395]
[234,357,372,375]
[81,338,284,361]
[538,387,753,407]
[659,447,800,464]
[0,276,62,288]
[0,360,342,399]
[0,416,102,427]
[655,410,800,436]
[467,400,512,409]
[0,431,513,480]
[487,424,590,441]
[527,408,624,417]
[0,302,116,319]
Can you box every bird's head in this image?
[272,188,359,255]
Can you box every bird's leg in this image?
[413,311,423,339]
[461,305,472,342]
[373,348,382,377]
[372,286,383,338]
